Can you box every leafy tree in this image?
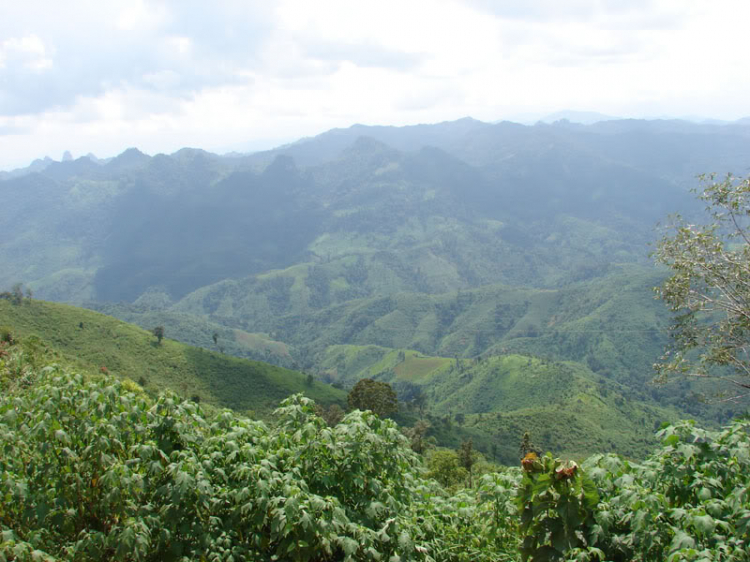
[402,420,434,455]
[655,173,750,400]
[425,449,468,489]
[10,283,24,305]
[315,403,345,426]
[347,378,398,417]
[413,391,427,420]
[458,438,476,487]
[152,325,165,344]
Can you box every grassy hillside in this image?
[0,297,681,463]
[88,301,299,368]
[0,299,345,417]
[318,343,680,463]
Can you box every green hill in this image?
[0,297,679,463]
[146,265,672,393]
[317,343,679,463]
[0,299,345,417]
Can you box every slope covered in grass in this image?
[0,299,345,416]
[320,344,678,463]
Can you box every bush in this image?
[0,326,14,344]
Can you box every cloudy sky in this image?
[1,0,748,170]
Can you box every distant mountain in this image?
[0,156,55,180]
[6,116,750,312]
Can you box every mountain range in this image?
[2,116,749,458]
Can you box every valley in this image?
[3,117,749,462]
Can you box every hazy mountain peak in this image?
[263,153,299,176]
[344,135,394,154]
[105,147,150,172]
[171,147,213,160]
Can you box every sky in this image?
[1,0,749,170]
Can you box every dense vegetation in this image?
[1,336,748,561]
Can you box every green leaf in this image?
[670,529,696,552]
[340,537,358,556]
[691,514,716,535]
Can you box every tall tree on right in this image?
[654,173,750,402]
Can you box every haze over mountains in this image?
[6,116,750,303]
[3,116,749,457]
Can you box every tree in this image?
[655,173,750,401]
[10,283,23,305]
[315,403,345,426]
[152,325,165,345]
[457,438,476,487]
[519,431,539,459]
[347,378,398,417]
[425,449,467,489]
[412,389,427,420]
[402,420,434,454]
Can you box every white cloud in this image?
[1,0,749,170]
[0,34,54,71]
[116,0,169,32]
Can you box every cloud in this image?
[304,41,425,71]
[0,35,54,71]
[465,0,692,27]
[0,1,273,116]
[1,0,750,171]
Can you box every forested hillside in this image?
[2,117,750,446]
[6,118,749,307]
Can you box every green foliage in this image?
[2,338,749,561]
[0,327,14,345]
[655,173,750,400]
[518,420,750,561]
[426,449,469,490]
[0,353,520,561]
[347,378,399,417]
[517,453,599,561]
[314,403,345,426]
[519,432,540,459]
[458,439,477,487]
[403,419,434,454]
[0,283,26,305]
